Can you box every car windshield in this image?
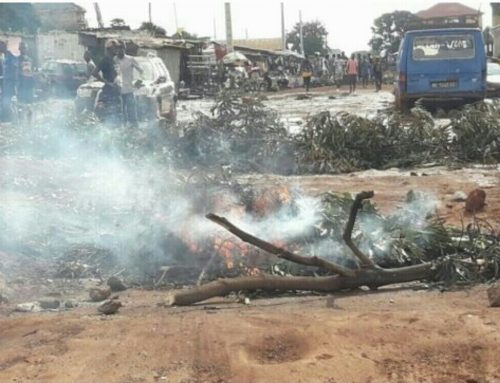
[135,59,156,82]
[488,62,500,76]
[412,34,475,60]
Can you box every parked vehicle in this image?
[395,28,487,111]
[486,60,500,97]
[37,59,87,98]
[75,55,176,122]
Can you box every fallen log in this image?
[167,191,439,306]
[166,263,437,306]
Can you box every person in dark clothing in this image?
[92,40,120,89]
[17,42,35,105]
[301,55,313,92]
[360,58,370,89]
[373,57,383,92]
[91,39,121,122]
[0,40,18,122]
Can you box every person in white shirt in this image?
[114,41,143,127]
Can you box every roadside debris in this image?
[0,293,8,304]
[38,299,60,310]
[98,298,122,315]
[89,287,112,302]
[171,89,294,174]
[15,302,41,313]
[451,191,468,202]
[465,188,487,213]
[107,276,127,292]
[487,284,500,307]
[56,245,118,279]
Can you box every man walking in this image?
[0,40,18,122]
[115,41,143,127]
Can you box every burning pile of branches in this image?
[166,190,500,305]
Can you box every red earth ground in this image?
[1,165,500,382]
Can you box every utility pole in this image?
[299,10,304,55]
[213,17,217,40]
[225,2,233,52]
[148,2,152,23]
[94,2,104,28]
[174,2,179,31]
[281,2,286,51]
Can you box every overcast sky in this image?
[74,0,491,54]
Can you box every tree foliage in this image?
[0,3,40,34]
[369,11,420,54]
[110,18,128,28]
[286,20,329,56]
[171,29,198,40]
[139,22,166,37]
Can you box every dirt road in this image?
[2,90,500,383]
[1,286,499,383]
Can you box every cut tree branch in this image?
[342,190,380,269]
[206,213,355,277]
[166,191,439,306]
[166,263,437,306]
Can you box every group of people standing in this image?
[86,39,144,127]
[0,40,35,122]
[300,52,384,93]
[0,37,143,126]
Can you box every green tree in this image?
[0,3,40,34]
[369,11,420,54]
[110,18,128,28]
[286,20,329,56]
[139,22,166,37]
[171,29,198,40]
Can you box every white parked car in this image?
[75,55,177,121]
[487,60,500,98]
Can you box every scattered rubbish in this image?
[89,287,112,302]
[296,94,312,100]
[0,293,8,304]
[64,300,79,309]
[38,299,60,310]
[487,284,500,307]
[451,191,468,202]
[465,189,486,213]
[98,298,122,315]
[15,302,41,313]
[107,276,127,292]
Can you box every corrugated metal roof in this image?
[417,2,481,18]
[79,31,191,49]
[231,38,283,51]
